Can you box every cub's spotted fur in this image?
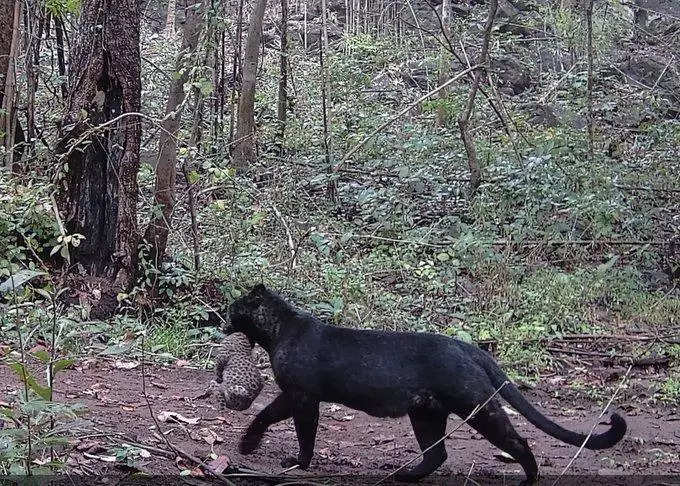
[212,332,263,411]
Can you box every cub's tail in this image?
[475,349,626,449]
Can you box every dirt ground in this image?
[1,358,679,485]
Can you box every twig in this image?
[651,55,674,90]
[463,461,479,486]
[551,365,632,486]
[373,381,508,486]
[6,262,32,475]
[140,334,236,485]
[538,62,580,103]
[49,192,66,237]
[457,0,498,198]
[181,162,201,271]
[335,64,479,171]
[614,184,680,194]
[546,347,629,360]
[269,202,297,268]
[585,0,595,160]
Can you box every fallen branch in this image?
[140,334,236,486]
[329,232,666,249]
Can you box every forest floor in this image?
[1,357,679,485]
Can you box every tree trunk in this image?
[165,0,177,37]
[457,0,498,199]
[54,15,67,99]
[436,0,451,126]
[232,0,268,169]
[144,1,205,271]
[23,0,38,158]
[0,0,22,167]
[57,0,142,290]
[276,0,289,151]
[228,0,245,145]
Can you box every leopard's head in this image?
[228,284,282,350]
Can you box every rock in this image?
[525,102,586,129]
[399,59,437,90]
[617,53,679,97]
[491,55,532,95]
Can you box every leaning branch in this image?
[335,64,479,171]
[458,0,498,198]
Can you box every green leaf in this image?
[9,362,52,401]
[188,170,200,184]
[100,343,130,356]
[0,407,16,419]
[60,244,70,262]
[32,349,50,363]
[53,358,75,374]
[0,270,46,293]
[597,255,619,273]
[454,330,473,343]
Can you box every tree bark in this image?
[457,0,497,198]
[165,0,177,37]
[0,0,22,167]
[232,0,268,169]
[585,0,594,160]
[436,0,451,126]
[144,1,205,270]
[228,0,245,145]
[276,0,289,152]
[54,15,67,99]
[57,0,142,290]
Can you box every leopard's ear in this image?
[252,283,267,295]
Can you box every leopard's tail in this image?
[475,349,626,449]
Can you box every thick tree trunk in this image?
[57,0,142,290]
[0,0,22,167]
[54,15,67,99]
[232,0,268,169]
[228,0,245,145]
[165,0,177,37]
[0,1,13,85]
[276,0,289,151]
[144,1,205,270]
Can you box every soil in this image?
[1,359,679,485]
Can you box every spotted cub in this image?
[212,332,263,411]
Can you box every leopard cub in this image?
[211,332,263,411]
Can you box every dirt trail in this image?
[1,360,679,484]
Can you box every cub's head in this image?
[228,284,282,349]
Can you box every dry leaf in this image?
[157,411,200,425]
[494,451,517,463]
[83,452,116,462]
[502,405,518,416]
[190,427,224,445]
[208,455,230,474]
[114,360,140,370]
